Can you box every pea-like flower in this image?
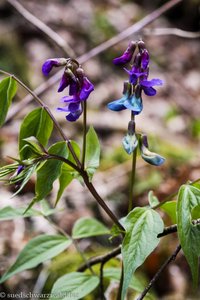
[57,77,94,121]
[42,58,94,121]
[140,135,165,166]
[107,82,143,114]
[107,40,163,115]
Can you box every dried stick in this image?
[143,28,200,38]
[6,0,75,57]
[6,0,183,123]
[136,244,182,300]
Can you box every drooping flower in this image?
[42,58,68,76]
[107,40,163,115]
[107,82,143,115]
[113,41,136,65]
[140,135,165,166]
[57,76,94,122]
[42,58,94,122]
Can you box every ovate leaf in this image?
[50,272,99,300]
[85,126,100,179]
[35,141,68,201]
[121,207,164,300]
[0,76,17,126]
[160,200,177,223]
[72,217,110,239]
[0,206,41,220]
[55,164,73,206]
[0,234,71,283]
[19,107,53,159]
[148,191,159,207]
[177,185,200,286]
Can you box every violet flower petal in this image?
[142,86,157,96]
[79,77,94,101]
[58,72,70,92]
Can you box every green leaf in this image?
[22,136,46,156]
[55,164,73,206]
[177,185,200,286]
[0,206,41,220]
[50,272,99,300]
[148,191,159,207]
[160,200,177,223]
[35,141,68,201]
[121,207,164,300]
[0,76,17,126]
[191,204,200,220]
[72,217,110,239]
[0,234,71,283]
[85,126,100,179]
[19,107,53,160]
[103,267,145,293]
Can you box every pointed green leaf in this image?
[160,200,177,223]
[72,217,110,239]
[55,164,73,206]
[50,272,99,300]
[0,76,17,126]
[19,107,53,159]
[177,185,200,286]
[35,141,68,201]
[85,126,100,179]
[0,206,41,220]
[0,234,71,283]
[148,191,159,207]
[121,207,164,300]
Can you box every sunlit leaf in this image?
[121,207,164,300]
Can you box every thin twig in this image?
[6,0,183,123]
[77,218,200,272]
[143,28,200,39]
[6,0,75,56]
[136,244,182,300]
[99,261,106,300]
[77,246,121,272]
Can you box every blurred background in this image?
[0,0,200,299]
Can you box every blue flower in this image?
[107,82,143,115]
[140,135,165,166]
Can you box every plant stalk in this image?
[81,101,87,169]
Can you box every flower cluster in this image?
[42,58,94,121]
[107,40,162,114]
[108,40,165,166]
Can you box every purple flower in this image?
[57,76,94,122]
[113,41,136,65]
[42,58,68,76]
[140,78,163,96]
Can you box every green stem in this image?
[81,101,87,169]
[128,147,137,212]
[128,113,137,212]
[116,265,124,300]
